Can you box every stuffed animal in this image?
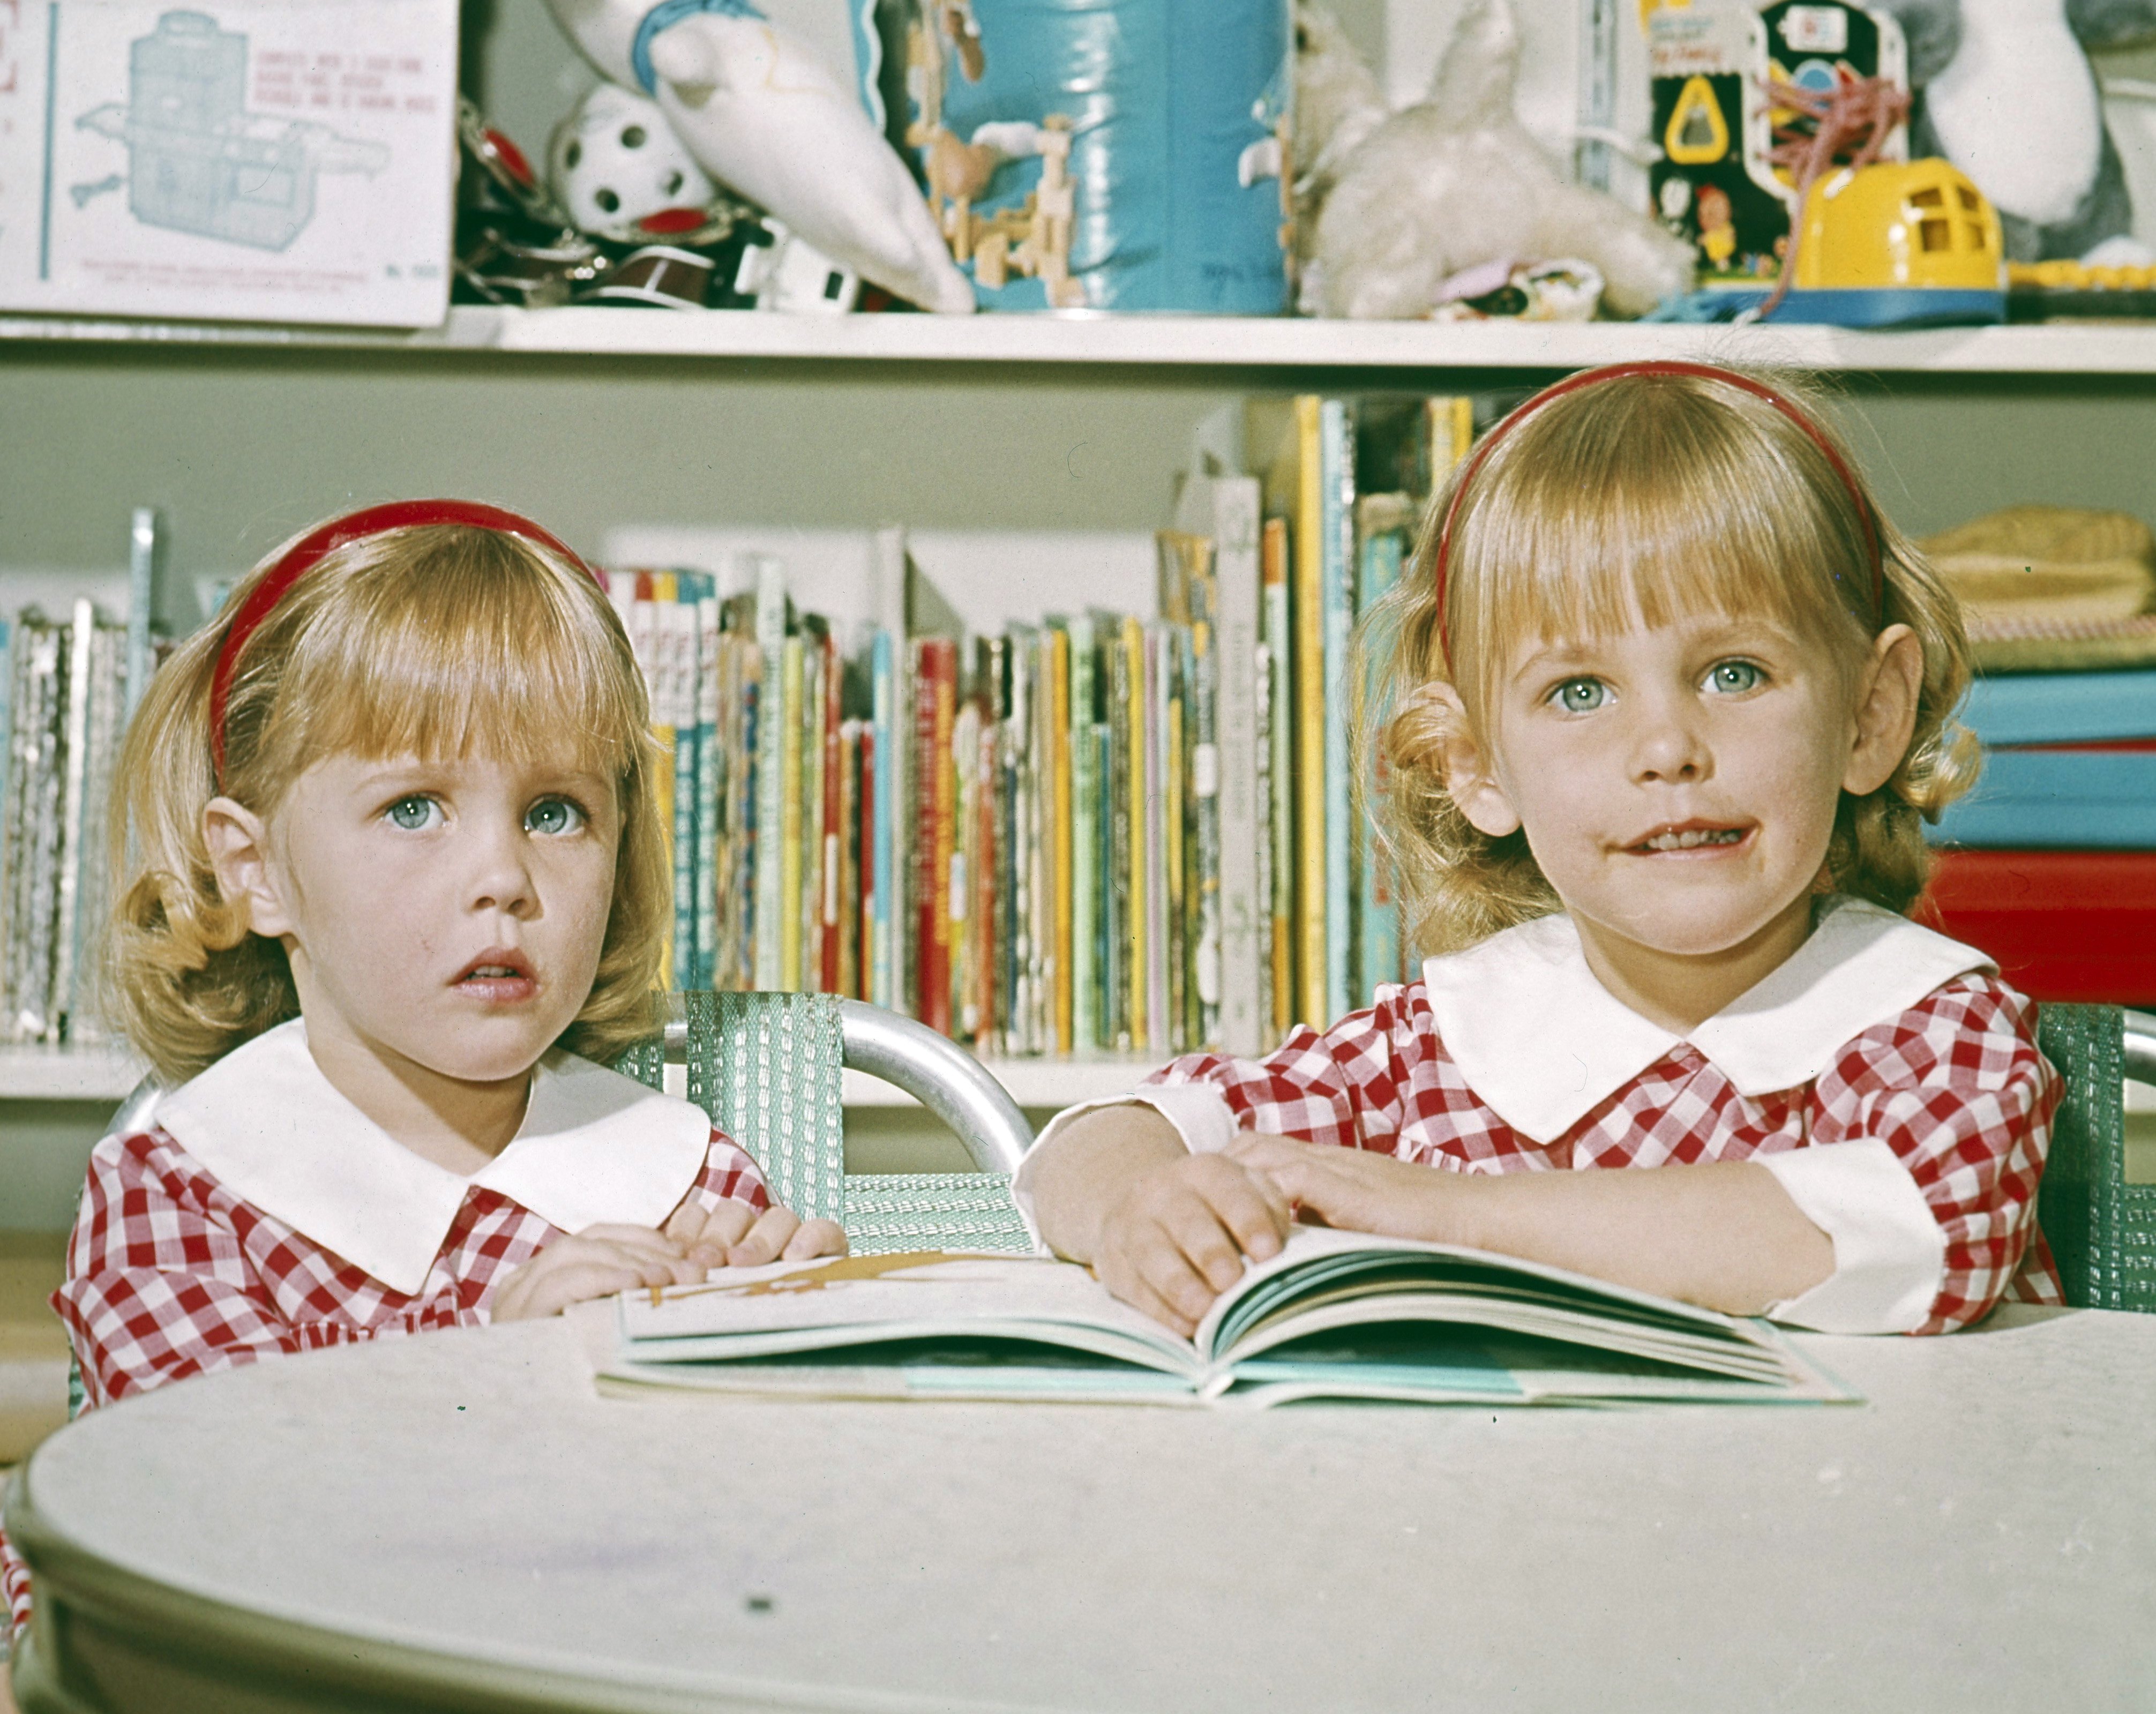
[1880,0,2156,263]
[544,0,975,312]
[1301,0,1695,319]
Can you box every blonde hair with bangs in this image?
[108,521,669,1086]
[1361,365,1979,960]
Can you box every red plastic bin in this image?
[1917,850,2156,1006]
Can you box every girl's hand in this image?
[491,1223,708,1322]
[1223,1133,1462,1244]
[664,1199,849,1270]
[1093,1152,1292,1338]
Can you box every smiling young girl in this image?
[2,502,843,1650]
[1022,361,2060,1342]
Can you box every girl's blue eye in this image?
[1552,677,1607,713]
[1704,660,1764,695]
[525,797,586,836]
[386,796,440,831]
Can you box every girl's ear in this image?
[203,798,296,939]
[1844,624,1924,796]
[1423,680,1522,839]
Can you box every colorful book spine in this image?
[693,574,722,989]
[752,555,787,991]
[1253,635,1275,1049]
[1066,615,1097,1051]
[1262,516,1294,1039]
[1292,395,1327,1029]
[780,634,804,991]
[1321,399,1357,1024]
[1208,476,1264,1056]
[869,626,895,1011]
[821,628,844,996]
[1356,522,1406,993]
[1050,621,1075,1055]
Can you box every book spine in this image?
[664,577,698,994]
[1253,637,1274,1050]
[858,718,877,1002]
[50,601,95,1040]
[1146,625,1170,1054]
[126,507,156,720]
[1034,628,1059,1057]
[1211,477,1263,1056]
[1067,616,1096,1050]
[1050,623,1074,1055]
[953,692,980,1039]
[752,556,786,991]
[1292,395,1327,1029]
[1107,620,1134,1049]
[869,627,894,1011]
[1163,627,1186,1052]
[795,636,816,995]
[781,635,805,991]
[912,638,957,1034]
[739,641,762,992]
[837,718,859,1000]
[1262,515,1295,1036]
[10,621,64,1042]
[1122,615,1148,1050]
[695,576,722,990]
[821,630,843,996]
[1357,528,1406,992]
[1321,398,1356,1023]
[1192,617,1221,1050]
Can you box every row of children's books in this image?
[0,602,134,1044]
[603,393,1503,1058]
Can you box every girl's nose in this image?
[1629,696,1712,784]
[467,819,538,918]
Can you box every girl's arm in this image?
[1222,1137,1833,1314]
[1025,989,1425,1334]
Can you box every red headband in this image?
[1430,361,1883,660]
[207,499,597,784]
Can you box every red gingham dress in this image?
[2,1122,769,1647]
[1117,968,2062,1341]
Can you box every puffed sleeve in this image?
[675,1127,775,1216]
[1760,974,2060,1335]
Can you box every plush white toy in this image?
[545,0,975,312]
[1303,0,1694,320]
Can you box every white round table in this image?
[8,1304,2154,1711]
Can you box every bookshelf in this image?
[5,310,2156,1226]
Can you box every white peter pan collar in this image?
[1420,897,1994,1146]
[154,1018,711,1296]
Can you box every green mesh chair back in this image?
[615,991,1036,1256]
[2037,1004,2156,1312]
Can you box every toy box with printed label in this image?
[0,1,457,326]
[1646,0,1906,288]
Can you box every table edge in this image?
[5,1464,1020,1714]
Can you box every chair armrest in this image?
[2125,1009,2155,1091]
[835,1000,1033,1176]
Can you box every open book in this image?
[589,1228,1855,1409]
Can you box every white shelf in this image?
[6,305,2156,373]
[0,1044,145,1102]
[0,1039,1140,1110]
